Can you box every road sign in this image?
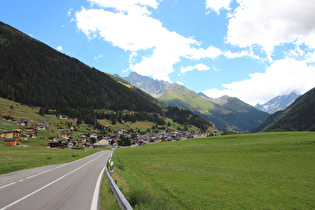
[68,142,73,148]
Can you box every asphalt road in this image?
[0,150,112,210]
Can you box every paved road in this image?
[0,150,112,210]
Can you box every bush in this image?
[127,187,170,209]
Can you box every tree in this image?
[39,107,45,116]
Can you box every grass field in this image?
[111,132,315,209]
[0,136,100,175]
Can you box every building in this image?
[4,137,23,146]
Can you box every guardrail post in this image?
[105,154,133,210]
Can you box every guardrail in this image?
[105,152,133,210]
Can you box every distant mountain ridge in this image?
[252,87,315,132]
[255,92,300,114]
[123,72,171,97]
[122,73,269,132]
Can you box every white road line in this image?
[0,153,103,210]
[90,164,106,210]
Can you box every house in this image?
[0,129,23,138]
[76,138,86,143]
[4,137,23,146]
[47,139,69,148]
[17,121,27,126]
[0,131,13,138]
[36,126,46,131]
[57,115,68,120]
[26,126,37,132]
[2,116,14,121]
[79,134,88,138]
[49,136,59,142]
[61,130,72,139]
[94,139,109,146]
[89,133,98,139]
[25,132,37,138]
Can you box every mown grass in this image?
[111,132,315,209]
[0,137,99,174]
[100,173,121,210]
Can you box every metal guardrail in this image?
[105,153,133,210]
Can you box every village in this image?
[1,115,217,148]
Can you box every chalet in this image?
[76,138,86,143]
[17,117,29,126]
[0,131,13,138]
[61,130,72,139]
[89,133,98,139]
[2,116,14,121]
[25,132,37,138]
[26,126,37,132]
[57,115,68,120]
[4,137,23,146]
[17,121,28,126]
[49,136,59,142]
[20,117,30,122]
[94,139,110,146]
[79,134,88,138]
[36,126,46,131]
[0,129,23,138]
[47,139,69,148]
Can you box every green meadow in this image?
[111,132,315,209]
[0,137,98,175]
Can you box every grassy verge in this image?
[100,173,121,210]
[0,137,99,174]
[111,132,315,209]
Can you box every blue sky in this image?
[1,0,315,105]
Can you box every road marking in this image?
[0,153,104,210]
[90,163,106,210]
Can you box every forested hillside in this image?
[0,21,163,123]
[0,22,213,131]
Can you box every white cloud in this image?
[176,81,183,85]
[57,46,63,51]
[227,0,315,57]
[224,50,248,59]
[203,58,315,105]
[205,0,233,15]
[180,63,211,74]
[68,9,73,16]
[87,0,159,13]
[187,45,223,60]
[94,54,103,60]
[75,1,198,82]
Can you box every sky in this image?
[1,0,315,106]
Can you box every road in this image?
[0,150,112,210]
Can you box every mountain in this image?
[197,92,211,100]
[157,83,269,132]
[0,21,163,121]
[255,91,300,114]
[0,22,214,131]
[253,87,315,132]
[123,72,171,97]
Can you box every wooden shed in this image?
[4,137,23,146]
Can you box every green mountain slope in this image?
[158,84,269,132]
[257,87,315,131]
[0,21,163,117]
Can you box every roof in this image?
[4,138,22,141]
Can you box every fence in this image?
[105,153,133,210]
